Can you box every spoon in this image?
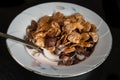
[0,32,60,62]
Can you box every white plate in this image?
[6,2,112,78]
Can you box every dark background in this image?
[0,0,120,80]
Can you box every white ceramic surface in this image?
[6,2,112,78]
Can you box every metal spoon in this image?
[0,32,60,62]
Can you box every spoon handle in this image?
[0,32,39,49]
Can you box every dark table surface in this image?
[0,0,120,80]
